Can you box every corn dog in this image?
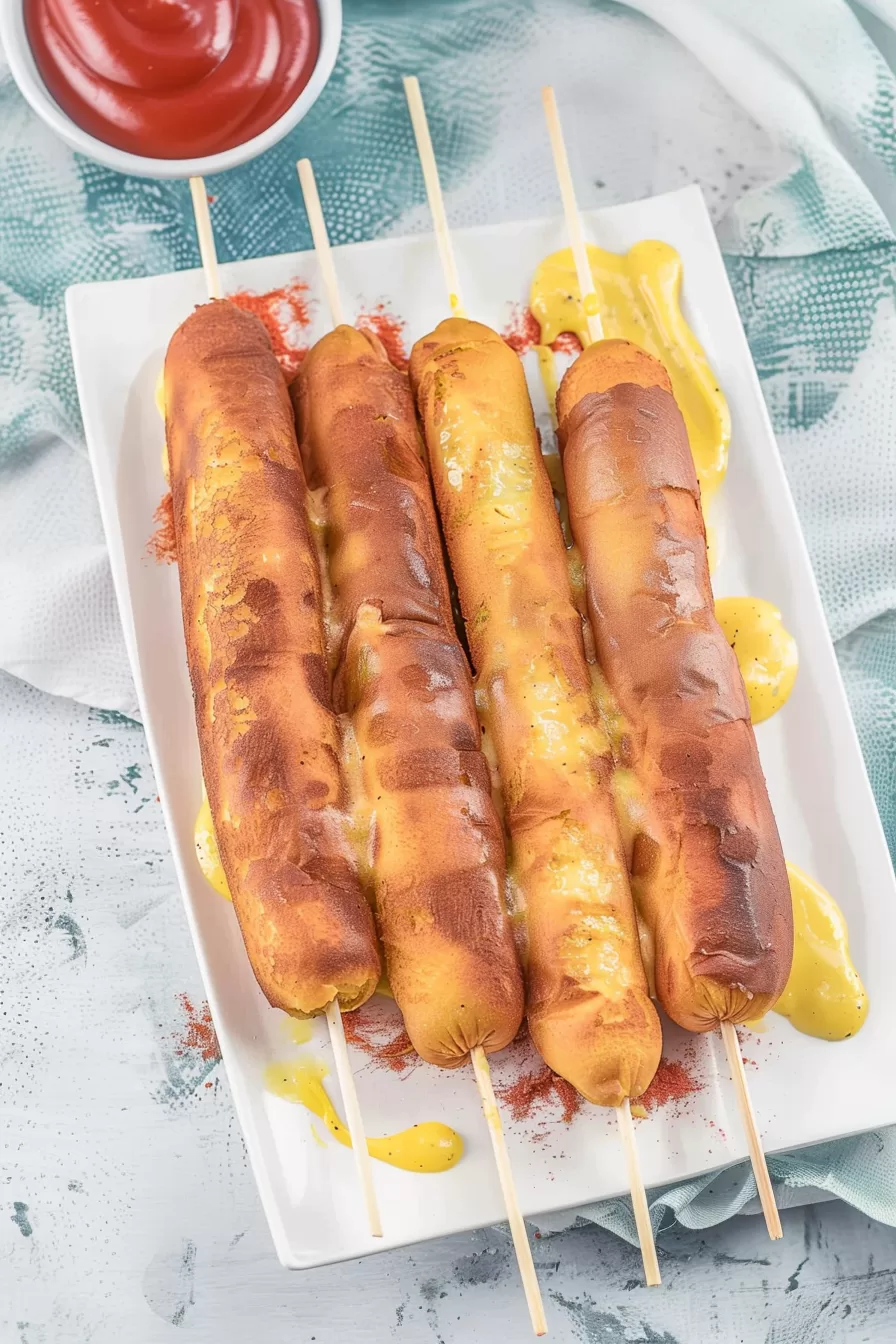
[291,325,524,1067]
[556,339,793,1032]
[409,318,661,1106]
[165,300,381,1017]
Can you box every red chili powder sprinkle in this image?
[343,1004,417,1074]
[502,304,541,355]
[173,993,221,1064]
[639,1055,702,1113]
[551,331,583,356]
[497,1064,583,1126]
[501,306,584,359]
[147,491,177,564]
[357,303,409,371]
[229,281,312,378]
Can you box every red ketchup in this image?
[24,0,321,160]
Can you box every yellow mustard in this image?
[264,1059,464,1173]
[194,794,231,900]
[772,863,868,1041]
[716,596,799,724]
[530,240,730,506]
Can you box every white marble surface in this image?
[4,665,896,1342]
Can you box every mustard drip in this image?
[716,597,798,724]
[529,241,730,505]
[772,863,868,1042]
[536,345,560,426]
[282,1017,313,1046]
[542,451,571,545]
[264,1060,464,1173]
[194,794,231,900]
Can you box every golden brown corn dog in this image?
[165,301,381,1017]
[556,339,793,1032]
[291,325,524,1067]
[409,318,661,1106]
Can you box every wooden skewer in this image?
[189,176,221,300]
[472,1048,547,1336]
[721,1021,782,1239]
[540,87,663,1286]
[403,76,467,318]
[188,174,382,1240]
[611,1102,659,1284]
[297,160,345,326]
[325,999,383,1238]
[399,84,547,1334]
[616,1099,661,1285]
[540,87,602,344]
[541,96,782,1248]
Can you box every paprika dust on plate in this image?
[25,0,320,159]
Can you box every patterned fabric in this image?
[2,0,895,1240]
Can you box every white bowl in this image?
[0,0,343,179]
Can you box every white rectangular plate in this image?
[67,185,896,1273]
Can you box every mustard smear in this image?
[716,597,799,725]
[282,1016,313,1046]
[530,240,730,506]
[264,1060,464,1173]
[194,794,231,900]
[773,863,869,1041]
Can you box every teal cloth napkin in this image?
[2,0,895,1242]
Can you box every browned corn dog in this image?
[165,300,381,1016]
[409,318,661,1106]
[556,339,793,1032]
[291,324,524,1067]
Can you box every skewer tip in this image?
[616,1099,661,1285]
[402,73,466,319]
[296,157,345,328]
[188,175,222,302]
[720,1020,782,1240]
[325,998,383,1237]
[471,1048,548,1335]
[539,89,603,345]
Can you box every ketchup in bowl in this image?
[24,0,321,160]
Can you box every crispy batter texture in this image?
[409,318,661,1105]
[557,339,793,1031]
[165,301,380,1017]
[292,325,523,1066]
